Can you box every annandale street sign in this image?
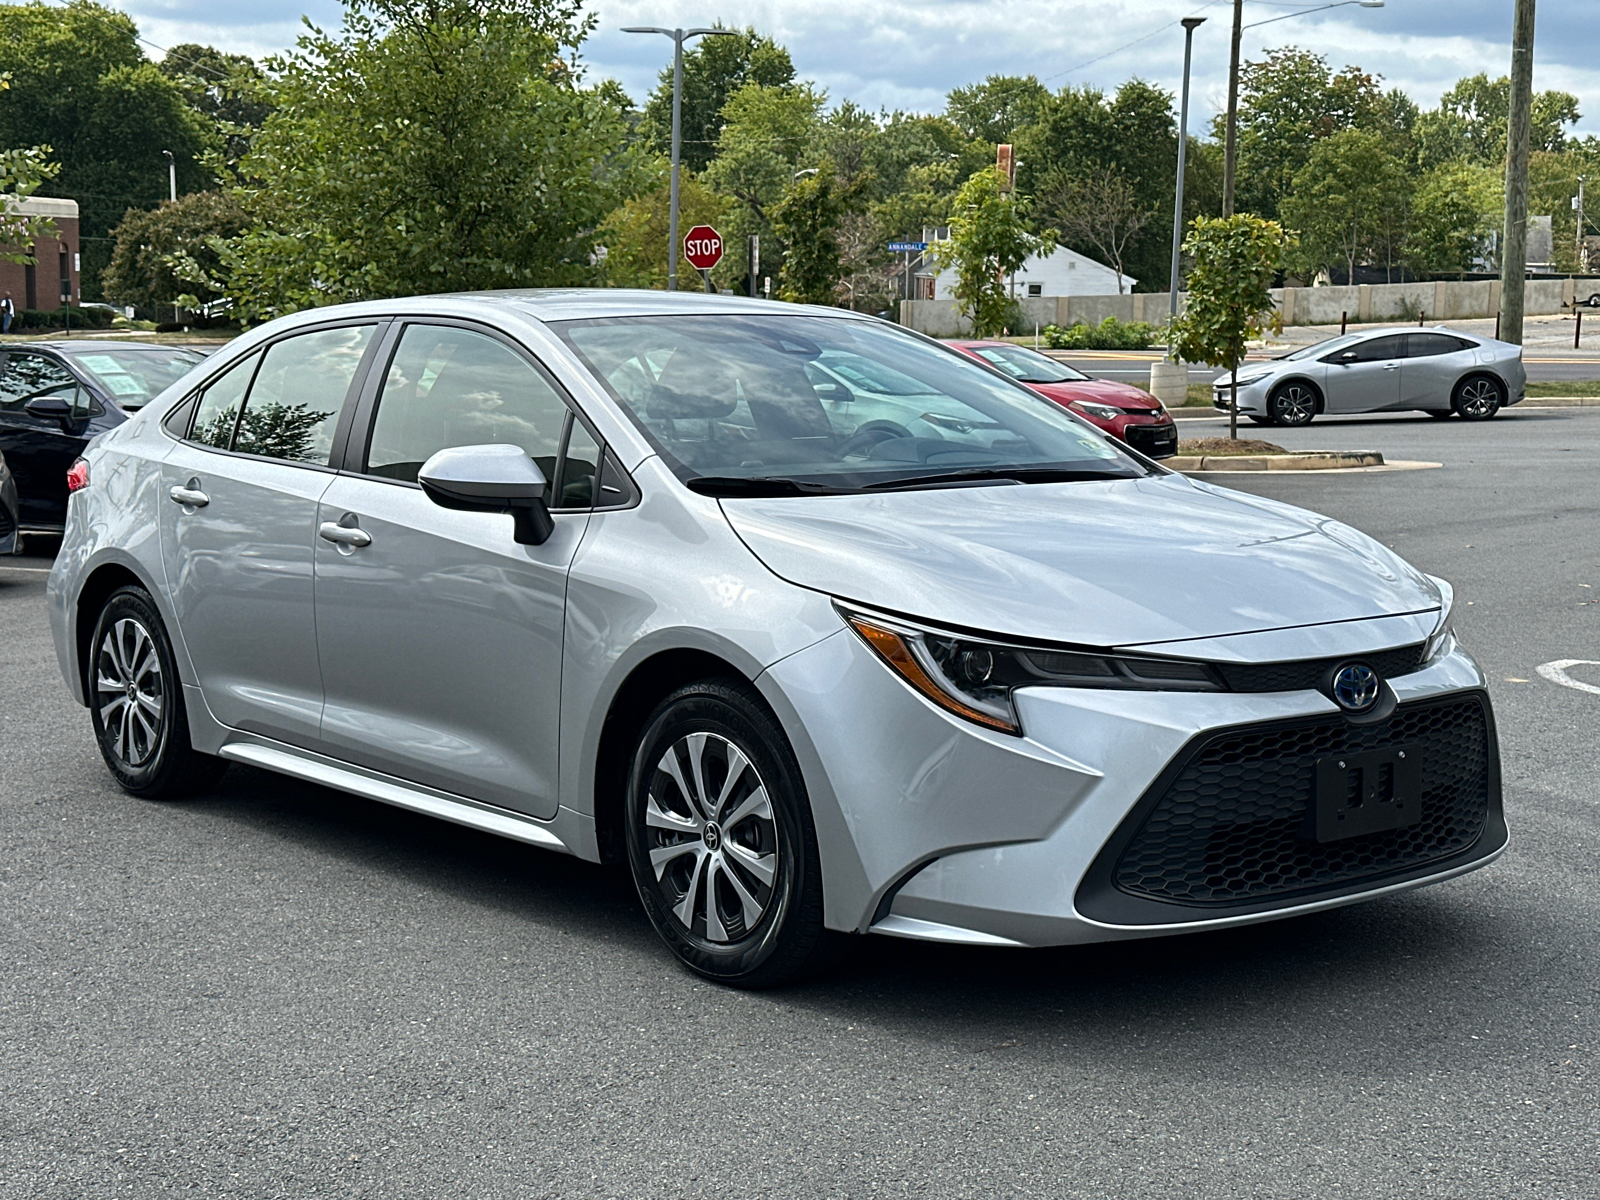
[887,241,928,252]
[683,225,724,270]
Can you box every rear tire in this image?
[1267,381,1318,426]
[625,678,835,988]
[1452,376,1503,421]
[88,586,225,799]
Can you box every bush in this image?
[12,306,115,331]
[1042,316,1160,350]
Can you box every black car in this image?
[0,341,206,533]
[0,446,19,555]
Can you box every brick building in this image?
[0,196,82,311]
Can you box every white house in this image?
[926,244,1135,301]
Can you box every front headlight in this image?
[1072,401,1123,421]
[838,605,1223,736]
[1422,576,1456,665]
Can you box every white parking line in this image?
[1536,660,1600,696]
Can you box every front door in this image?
[1322,334,1404,413]
[314,322,595,819]
[160,324,378,746]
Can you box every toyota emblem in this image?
[1332,663,1381,713]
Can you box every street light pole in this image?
[1167,17,1204,356]
[623,25,736,291]
[163,151,178,324]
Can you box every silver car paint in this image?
[1217,326,1526,416]
[47,290,1499,947]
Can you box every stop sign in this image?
[683,225,724,271]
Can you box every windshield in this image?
[967,343,1089,383]
[1280,334,1362,362]
[555,314,1147,494]
[70,348,204,409]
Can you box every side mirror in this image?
[417,443,554,546]
[1338,350,1359,362]
[25,395,75,426]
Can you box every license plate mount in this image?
[1311,745,1422,843]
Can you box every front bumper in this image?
[765,630,1502,947]
[1120,418,1179,458]
[1213,377,1272,414]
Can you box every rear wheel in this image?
[1452,376,1503,421]
[625,679,833,988]
[1267,381,1317,426]
[89,587,225,798]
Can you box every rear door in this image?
[160,323,380,747]
[312,320,599,818]
[1322,334,1404,413]
[0,351,108,528]
[1401,333,1474,408]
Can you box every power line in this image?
[1040,2,1225,85]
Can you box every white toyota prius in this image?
[47,291,1505,986]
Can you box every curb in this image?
[1169,452,1384,472]
[1517,396,1600,406]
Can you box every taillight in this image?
[66,458,90,492]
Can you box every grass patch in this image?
[1527,379,1600,397]
[1178,437,1287,456]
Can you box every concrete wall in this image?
[901,276,1600,336]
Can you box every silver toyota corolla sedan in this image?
[1213,326,1526,425]
[47,291,1505,986]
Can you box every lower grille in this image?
[1076,694,1499,923]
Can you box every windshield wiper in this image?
[687,476,852,498]
[862,466,1139,491]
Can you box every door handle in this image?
[1382,363,1399,370]
[318,521,372,548]
[169,480,209,507]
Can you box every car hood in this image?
[1028,379,1161,409]
[720,474,1441,648]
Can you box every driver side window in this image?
[0,353,77,411]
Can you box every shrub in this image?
[13,306,115,331]
[1042,316,1160,350]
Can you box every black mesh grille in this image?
[1110,695,1490,906]
[1215,643,1426,693]
[0,501,12,539]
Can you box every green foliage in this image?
[0,144,61,262]
[102,190,251,313]
[598,170,735,290]
[0,1,210,296]
[1042,317,1159,350]
[1280,128,1411,281]
[771,166,864,305]
[946,75,1051,145]
[159,43,274,171]
[12,304,114,330]
[1037,166,1149,293]
[1415,74,1580,168]
[218,0,638,319]
[1405,161,1501,275]
[929,167,1051,337]
[637,28,795,174]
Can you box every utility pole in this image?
[1223,0,1243,216]
[1499,0,1537,346]
[623,26,736,291]
[1576,175,1587,272]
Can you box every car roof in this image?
[0,340,205,356]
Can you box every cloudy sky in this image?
[113,0,1600,138]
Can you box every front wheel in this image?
[1267,382,1318,426]
[1452,376,1503,421]
[625,679,832,988]
[89,586,225,798]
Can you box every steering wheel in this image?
[839,424,911,459]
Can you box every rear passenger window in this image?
[189,353,257,449]
[1407,333,1465,358]
[234,325,375,465]
[365,325,570,490]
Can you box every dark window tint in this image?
[234,325,374,465]
[189,354,258,449]
[557,418,600,509]
[0,354,77,410]
[366,325,569,489]
[1407,333,1468,358]
[1327,335,1405,364]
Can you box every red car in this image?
[949,340,1178,459]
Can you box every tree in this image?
[598,170,735,290]
[159,44,274,171]
[1280,128,1410,283]
[1170,214,1292,440]
[946,75,1050,145]
[928,167,1051,337]
[0,1,210,297]
[636,27,795,174]
[101,190,251,314]
[0,144,61,262]
[1405,161,1501,275]
[1415,73,1580,168]
[217,0,638,319]
[770,165,863,305]
[1038,166,1149,293]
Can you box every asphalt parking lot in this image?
[2,409,1597,1198]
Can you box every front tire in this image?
[1267,381,1318,426]
[625,679,832,987]
[1452,375,1503,421]
[88,586,225,798]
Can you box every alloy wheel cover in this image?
[1275,384,1315,423]
[643,731,780,945]
[95,617,164,766]
[1459,379,1498,417]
